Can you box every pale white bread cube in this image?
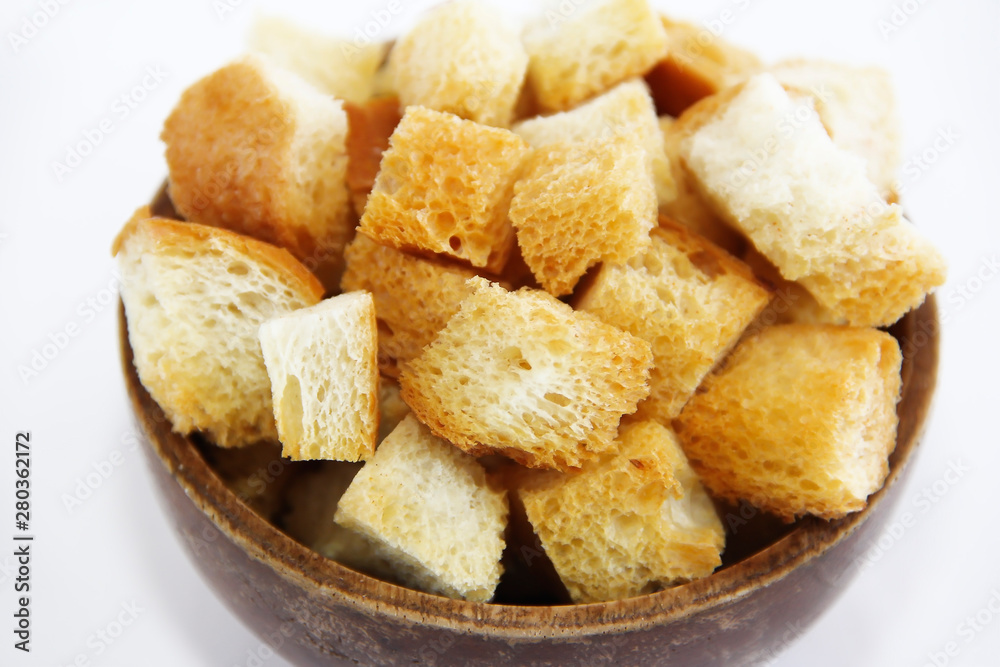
[523,0,668,111]
[113,211,324,448]
[248,14,388,104]
[767,59,902,201]
[519,420,725,602]
[334,415,508,602]
[259,292,379,462]
[390,1,529,127]
[512,79,675,205]
[680,74,946,327]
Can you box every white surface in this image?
[0,1,997,665]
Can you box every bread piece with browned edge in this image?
[523,0,667,111]
[114,209,324,448]
[162,56,354,290]
[344,96,403,218]
[334,414,508,602]
[680,74,946,327]
[644,16,761,117]
[512,79,675,205]
[509,134,656,296]
[248,15,388,104]
[258,292,379,462]
[359,106,530,272]
[400,278,653,471]
[341,234,485,376]
[576,219,771,422]
[390,1,528,127]
[675,325,903,521]
[519,420,725,602]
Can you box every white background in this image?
[1,0,997,665]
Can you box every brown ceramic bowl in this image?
[122,187,940,666]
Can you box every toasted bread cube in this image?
[675,325,903,521]
[658,115,744,255]
[766,59,902,201]
[520,421,724,602]
[513,79,675,205]
[282,462,397,579]
[340,234,483,375]
[390,1,528,127]
[114,211,324,448]
[334,414,508,602]
[645,16,762,117]
[576,219,772,421]
[359,106,530,272]
[248,15,388,104]
[680,74,946,327]
[524,0,668,111]
[162,56,354,290]
[400,278,654,471]
[509,135,656,296]
[344,96,403,217]
[258,292,379,462]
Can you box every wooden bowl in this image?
[122,186,940,666]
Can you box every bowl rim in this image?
[121,292,939,639]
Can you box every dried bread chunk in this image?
[400,278,654,471]
[645,16,762,117]
[523,0,668,111]
[114,210,324,448]
[509,134,656,296]
[248,15,388,103]
[765,59,902,201]
[162,56,354,289]
[680,74,946,327]
[344,96,403,217]
[576,219,771,422]
[359,106,530,272]
[675,325,903,521]
[340,234,485,376]
[282,462,398,579]
[519,420,724,602]
[658,115,743,255]
[390,1,528,127]
[512,79,675,205]
[334,414,508,602]
[258,292,379,462]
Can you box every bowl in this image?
[121,184,940,666]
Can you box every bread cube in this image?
[523,0,668,111]
[340,234,484,376]
[359,106,530,272]
[766,59,902,201]
[576,219,771,421]
[344,96,403,217]
[114,211,324,448]
[400,278,654,471]
[680,74,946,327]
[248,15,388,103]
[390,1,528,127]
[509,135,656,296]
[258,292,379,462]
[520,420,725,602]
[334,415,508,602]
[162,56,354,290]
[675,325,903,521]
[645,16,761,116]
[513,79,675,205]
